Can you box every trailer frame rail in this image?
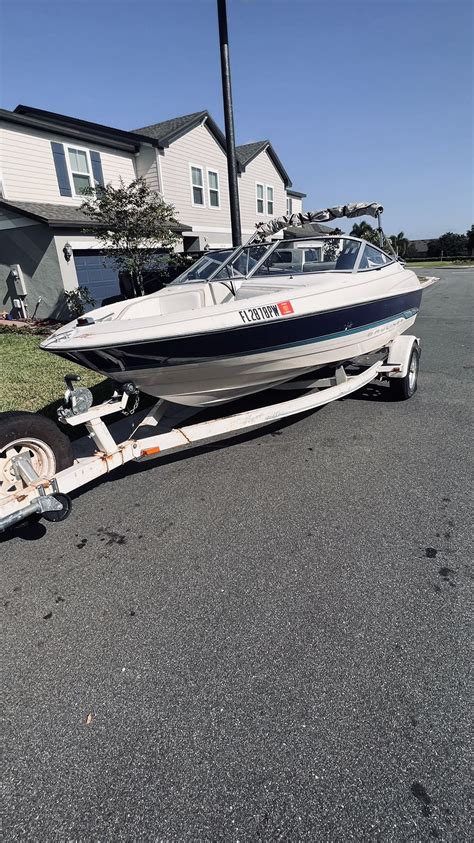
[0,335,419,533]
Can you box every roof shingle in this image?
[235,140,291,187]
[235,141,270,167]
[134,111,208,144]
[0,199,91,225]
[0,199,190,231]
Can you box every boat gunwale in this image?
[44,286,422,354]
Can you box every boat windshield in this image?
[171,236,390,285]
[171,244,271,284]
[259,238,363,274]
[171,249,234,284]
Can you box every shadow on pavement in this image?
[344,380,395,403]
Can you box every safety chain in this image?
[122,389,140,416]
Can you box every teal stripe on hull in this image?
[229,308,419,358]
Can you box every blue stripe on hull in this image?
[57,290,422,375]
[237,307,419,357]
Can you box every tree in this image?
[350,220,396,254]
[389,231,409,257]
[350,221,380,245]
[427,231,468,258]
[81,178,180,296]
[466,225,474,255]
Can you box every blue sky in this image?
[0,0,472,238]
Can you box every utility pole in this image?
[217,0,242,246]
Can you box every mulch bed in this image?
[0,318,62,335]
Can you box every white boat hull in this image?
[82,312,417,406]
[42,245,429,407]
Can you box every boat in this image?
[41,203,430,407]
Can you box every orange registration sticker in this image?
[277,300,294,316]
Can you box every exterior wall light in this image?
[63,242,73,263]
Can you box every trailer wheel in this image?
[390,344,420,401]
[0,412,73,500]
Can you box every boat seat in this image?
[335,251,357,270]
[159,290,206,314]
[119,288,207,320]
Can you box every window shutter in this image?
[51,142,72,196]
[90,151,105,187]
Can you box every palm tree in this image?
[390,231,409,257]
[350,221,379,245]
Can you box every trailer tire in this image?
[390,344,420,401]
[0,412,73,499]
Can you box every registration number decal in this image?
[239,300,294,324]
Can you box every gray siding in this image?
[0,210,66,319]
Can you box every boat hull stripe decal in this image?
[55,290,422,373]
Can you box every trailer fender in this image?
[386,334,420,378]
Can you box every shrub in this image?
[64,286,96,318]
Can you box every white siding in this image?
[0,122,136,204]
[159,120,231,239]
[288,195,303,214]
[238,148,287,235]
[135,145,161,193]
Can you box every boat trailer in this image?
[0,334,420,535]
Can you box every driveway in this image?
[3,268,472,840]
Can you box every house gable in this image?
[158,119,231,240]
[236,140,291,188]
[238,147,288,235]
[134,111,227,153]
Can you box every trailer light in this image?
[140,446,161,457]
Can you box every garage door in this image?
[74,252,120,309]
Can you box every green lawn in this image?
[0,331,108,418]
[408,260,473,268]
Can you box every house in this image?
[133,115,305,250]
[0,105,305,318]
[286,189,305,216]
[406,239,430,258]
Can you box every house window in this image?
[67,147,92,196]
[191,166,204,205]
[208,170,220,207]
[267,186,274,215]
[256,183,264,214]
[287,196,292,215]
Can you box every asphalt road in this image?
[2,268,473,841]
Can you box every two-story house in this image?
[133,112,305,250]
[0,104,305,318]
